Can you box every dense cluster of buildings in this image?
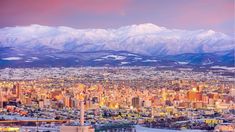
[0,67,234,131]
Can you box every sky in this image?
[0,0,234,36]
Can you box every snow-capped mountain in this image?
[0,23,234,55]
[0,23,234,68]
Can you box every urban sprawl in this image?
[0,67,234,132]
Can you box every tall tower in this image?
[60,100,94,132]
[80,101,85,126]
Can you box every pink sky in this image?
[0,0,234,36]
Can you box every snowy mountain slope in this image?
[0,23,234,55]
[0,46,234,68]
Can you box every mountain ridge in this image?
[0,23,234,56]
[0,23,234,68]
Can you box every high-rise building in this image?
[202,94,209,104]
[16,83,20,98]
[132,97,140,108]
[12,84,17,95]
[11,83,20,98]
[230,88,235,97]
[187,88,202,102]
[64,95,72,108]
[0,90,3,108]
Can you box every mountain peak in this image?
[117,23,167,36]
[207,29,216,34]
[135,23,163,28]
[130,23,166,31]
[29,24,44,27]
[25,24,50,29]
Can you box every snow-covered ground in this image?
[211,66,235,70]
[142,59,158,62]
[177,61,189,65]
[0,115,48,121]
[102,55,126,60]
[1,57,22,60]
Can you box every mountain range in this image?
[0,23,234,68]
